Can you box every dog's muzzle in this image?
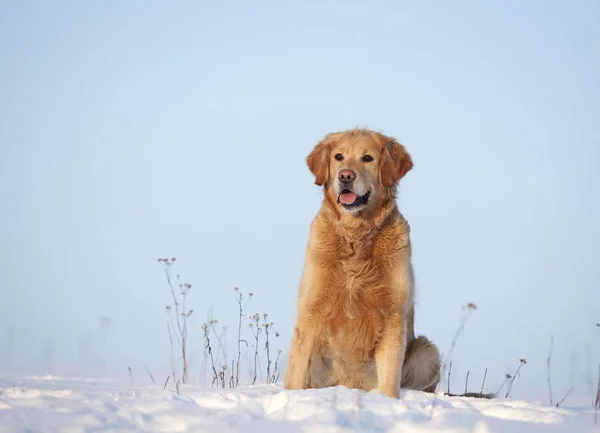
[337,189,371,209]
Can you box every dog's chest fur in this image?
[308,217,405,359]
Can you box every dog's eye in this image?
[334,153,344,161]
[362,155,374,163]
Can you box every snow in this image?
[0,375,598,433]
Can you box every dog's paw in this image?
[375,385,400,399]
[283,375,305,391]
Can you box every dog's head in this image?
[306,129,413,214]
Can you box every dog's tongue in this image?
[339,191,357,205]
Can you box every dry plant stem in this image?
[266,326,271,383]
[163,376,170,390]
[207,324,221,367]
[428,303,476,420]
[547,336,554,406]
[480,368,488,397]
[209,323,227,367]
[234,288,251,387]
[219,364,227,388]
[595,363,600,408]
[264,315,273,384]
[199,312,210,385]
[272,350,282,383]
[236,291,244,387]
[180,281,189,384]
[594,323,600,426]
[556,386,574,407]
[202,323,218,387]
[496,375,511,395]
[595,363,600,426]
[145,365,155,384]
[128,366,133,386]
[159,258,193,385]
[505,359,527,399]
[465,370,470,395]
[165,271,184,374]
[250,314,262,385]
[439,303,477,394]
[447,361,452,395]
[167,322,179,394]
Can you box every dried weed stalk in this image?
[439,303,478,394]
[547,336,554,406]
[249,313,263,385]
[505,358,527,399]
[428,303,477,419]
[234,287,252,386]
[263,313,280,384]
[480,368,488,398]
[159,257,193,384]
[202,321,218,387]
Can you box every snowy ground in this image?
[0,375,598,433]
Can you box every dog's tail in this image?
[401,335,441,393]
[402,335,495,399]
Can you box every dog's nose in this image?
[338,169,356,183]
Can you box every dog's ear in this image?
[378,135,413,187]
[306,133,339,186]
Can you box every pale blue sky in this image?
[1,1,599,402]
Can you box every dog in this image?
[284,128,441,398]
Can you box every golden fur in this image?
[284,128,440,398]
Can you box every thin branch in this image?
[145,365,155,384]
[547,336,554,406]
[428,303,477,419]
[556,386,574,407]
[447,361,452,395]
[595,363,600,408]
[202,322,218,387]
[263,314,273,384]
[595,324,600,425]
[167,322,179,394]
[480,368,488,398]
[440,303,477,393]
[271,349,282,384]
[464,370,470,395]
[250,313,262,385]
[209,322,227,369]
[158,258,191,384]
[594,363,599,426]
[496,374,511,395]
[505,359,527,399]
[234,288,252,387]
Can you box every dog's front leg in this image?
[284,320,316,390]
[375,313,406,398]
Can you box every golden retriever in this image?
[284,128,441,398]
